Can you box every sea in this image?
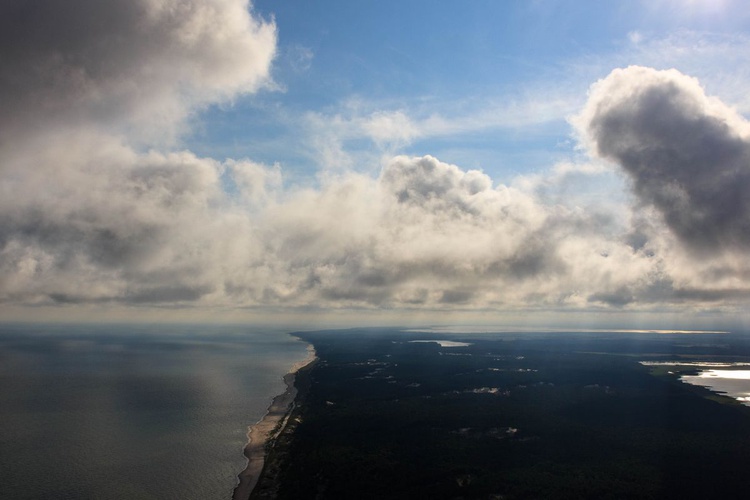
[0,323,310,500]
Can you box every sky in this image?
[2,0,750,330]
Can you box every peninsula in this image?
[233,347,316,500]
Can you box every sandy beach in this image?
[232,345,316,500]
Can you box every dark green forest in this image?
[253,329,750,499]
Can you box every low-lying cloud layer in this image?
[1,1,748,318]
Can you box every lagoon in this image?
[681,369,750,406]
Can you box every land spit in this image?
[232,345,316,500]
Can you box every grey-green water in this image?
[0,323,309,500]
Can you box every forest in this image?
[252,329,750,499]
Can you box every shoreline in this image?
[232,344,317,500]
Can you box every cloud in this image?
[362,111,421,147]
[0,0,748,320]
[574,66,750,255]
[293,85,582,172]
[330,95,576,143]
[0,0,277,306]
[0,0,276,144]
[628,31,643,45]
[0,132,264,304]
[250,155,661,310]
[1,136,663,310]
[572,31,750,114]
[286,44,314,73]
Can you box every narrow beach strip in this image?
[232,345,317,500]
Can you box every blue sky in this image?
[188,0,750,181]
[3,0,750,329]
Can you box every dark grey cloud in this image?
[588,288,635,307]
[0,0,276,144]
[125,285,215,304]
[671,288,750,302]
[439,289,475,304]
[576,66,750,254]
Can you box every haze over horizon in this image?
[2,0,750,330]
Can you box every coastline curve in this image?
[232,343,317,500]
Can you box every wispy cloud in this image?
[295,29,750,177]
[299,91,580,173]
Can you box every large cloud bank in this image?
[0,2,748,316]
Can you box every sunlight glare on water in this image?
[681,369,750,406]
[698,369,750,380]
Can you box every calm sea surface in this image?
[0,323,309,500]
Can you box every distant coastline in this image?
[232,343,317,500]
